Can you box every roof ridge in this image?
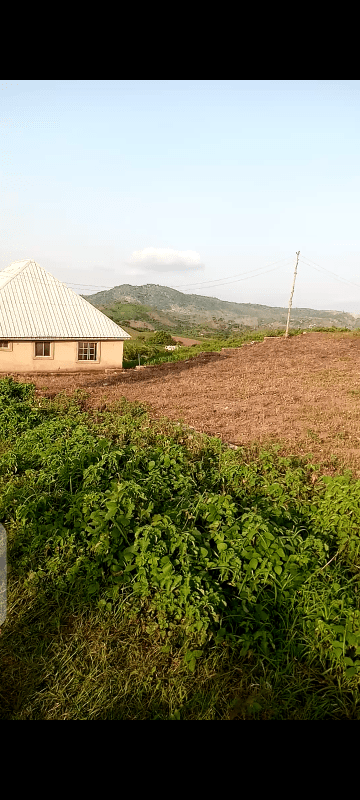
[0,259,33,292]
[0,259,131,340]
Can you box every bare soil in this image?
[172,336,202,346]
[11,332,360,477]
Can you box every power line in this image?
[64,255,360,294]
[65,283,117,290]
[65,256,295,292]
[301,255,359,287]
[173,259,295,292]
[169,256,294,288]
[2,254,359,302]
[300,256,360,290]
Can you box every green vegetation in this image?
[83,283,360,335]
[147,330,177,346]
[1,369,360,719]
[122,326,360,370]
[123,329,177,367]
[102,301,154,323]
[123,339,163,367]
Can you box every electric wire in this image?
[64,256,295,292]
[300,255,360,290]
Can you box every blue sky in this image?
[1,80,360,312]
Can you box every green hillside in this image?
[82,283,360,339]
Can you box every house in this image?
[0,259,131,373]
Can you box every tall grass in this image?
[1,374,360,719]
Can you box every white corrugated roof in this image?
[0,260,131,340]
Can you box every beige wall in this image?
[0,340,124,373]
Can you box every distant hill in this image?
[80,283,360,336]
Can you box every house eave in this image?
[0,336,131,341]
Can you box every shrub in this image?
[2,372,360,688]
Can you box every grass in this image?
[123,327,282,368]
[1,340,360,719]
[123,325,360,370]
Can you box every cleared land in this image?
[13,331,360,478]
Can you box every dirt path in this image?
[12,332,360,476]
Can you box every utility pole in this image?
[284,251,300,338]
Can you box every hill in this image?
[81,283,360,337]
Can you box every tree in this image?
[123,340,163,362]
[147,330,177,346]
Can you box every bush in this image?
[123,342,152,360]
[3,376,360,718]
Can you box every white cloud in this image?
[126,247,205,273]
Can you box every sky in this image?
[1,79,360,312]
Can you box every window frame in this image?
[0,340,12,351]
[34,341,53,358]
[77,341,100,362]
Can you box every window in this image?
[0,341,9,349]
[78,341,97,360]
[35,342,51,357]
